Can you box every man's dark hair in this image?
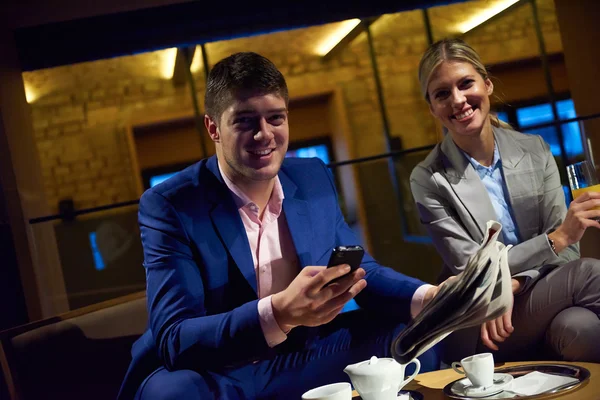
[204,52,289,124]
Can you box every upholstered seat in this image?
[0,292,147,400]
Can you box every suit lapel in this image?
[279,170,313,268]
[440,134,497,241]
[494,127,539,241]
[206,157,257,295]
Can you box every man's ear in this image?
[485,78,494,96]
[204,115,219,143]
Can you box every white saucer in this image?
[450,373,513,398]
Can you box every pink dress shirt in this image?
[218,162,433,348]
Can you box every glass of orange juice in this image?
[567,161,600,213]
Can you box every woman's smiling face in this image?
[427,61,494,138]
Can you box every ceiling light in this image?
[190,46,203,73]
[160,48,178,79]
[315,19,361,56]
[24,83,38,103]
[456,0,521,34]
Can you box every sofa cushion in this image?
[3,294,147,400]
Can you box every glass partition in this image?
[29,204,144,311]
[330,153,442,285]
[27,146,443,312]
[367,9,438,151]
[18,0,598,321]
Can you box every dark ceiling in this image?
[14,0,465,71]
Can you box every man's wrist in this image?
[410,284,436,318]
[271,293,296,332]
[258,297,288,347]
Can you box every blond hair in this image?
[418,38,512,130]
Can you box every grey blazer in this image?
[410,127,579,290]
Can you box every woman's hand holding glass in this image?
[548,191,600,253]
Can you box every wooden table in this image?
[352,361,599,399]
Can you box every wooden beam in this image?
[172,45,195,86]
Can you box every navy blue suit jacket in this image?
[118,156,425,399]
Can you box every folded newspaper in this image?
[392,220,513,364]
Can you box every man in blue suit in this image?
[119,52,441,400]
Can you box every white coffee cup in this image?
[451,353,494,388]
[301,382,352,400]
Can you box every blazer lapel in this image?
[494,127,539,241]
[279,170,313,269]
[440,134,497,241]
[206,157,257,295]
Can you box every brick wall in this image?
[25,50,202,211]
[463,0,563,64]
[23,0,563,213]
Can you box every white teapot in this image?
[343,356,420,400]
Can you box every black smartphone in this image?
[326,245,364,284]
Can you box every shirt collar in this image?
[217,159,285,217]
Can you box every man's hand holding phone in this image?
[326,245,364,285]
[271,245,367,333]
